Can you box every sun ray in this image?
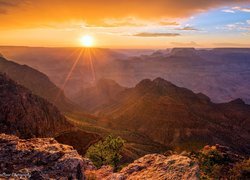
[54,48,84,103]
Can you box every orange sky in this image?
[0,0,249,48]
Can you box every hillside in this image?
[73,78,126,112]
[93,78,250,154]
[0,56,77,112]
[0,73,101,155]
[0,73,71,138]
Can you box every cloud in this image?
[213,43,250,47]
[159,21,179,26]
[85,18,145,27]
[0,0,249,28]
[133,32,180,37]
[175,26,198,31]
[222,9,235,13]
[0,0,26,14]
[232,6,250,12]
[223,22,250,31]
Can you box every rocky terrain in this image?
[0,73,71,138]
[0,133,248,179]
[0,73,101,156]
[82,78,250,154]
[0,56,77,112]
[0,133,86,179]
[86,154,200,180]
[0,133,200,180]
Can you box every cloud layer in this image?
[134,32,180,37]
[0,0,249,28]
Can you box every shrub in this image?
[230,159,250,179]
[86,135,125,170]
[198,147,226,178]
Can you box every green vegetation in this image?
[230,159,250,179]
[86,135,125,170]
[198,147,226,179]
[196,146,250,179]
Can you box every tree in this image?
[86,135,125,169]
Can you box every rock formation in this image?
[0,133,86,179]
[1,133,248,179]
[0,73,71,138]
[85,154,200,180]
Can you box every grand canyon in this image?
[0,1,250,179]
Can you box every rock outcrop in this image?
[0,133,87,179]
[0,73,71,138]
[86,154,200,180]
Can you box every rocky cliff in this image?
[0,73,71,138]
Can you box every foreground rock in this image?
[0,133,87,179]
[85,154,200,180]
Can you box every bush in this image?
[86,135,125,170]
[198,147,226,179]
[230,159,250,179]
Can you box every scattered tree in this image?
[86,135,125,170]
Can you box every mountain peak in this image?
[96,78,123,89]
[153,77,175,86]
[229,98,245,105]
[136,78,177,92]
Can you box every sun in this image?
[80,35,94,47]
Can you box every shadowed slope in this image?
[0,73,71,138]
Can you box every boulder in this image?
[0,133,93,179]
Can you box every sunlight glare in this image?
[80,35,94,47]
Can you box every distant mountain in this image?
[73,78,126,112]
[0,56,78,112]
[95,78,250,154]
[0,73,71,138]
[2,47,250,104]
[104,47,250,104]
[169,48,200,58]
[0,46,127,98]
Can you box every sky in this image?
[0,0,250,48]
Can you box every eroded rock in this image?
[86,154,200,180]
[0,133,90,179]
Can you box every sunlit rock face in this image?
[85,154,200,180]
[0,133,90,179]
